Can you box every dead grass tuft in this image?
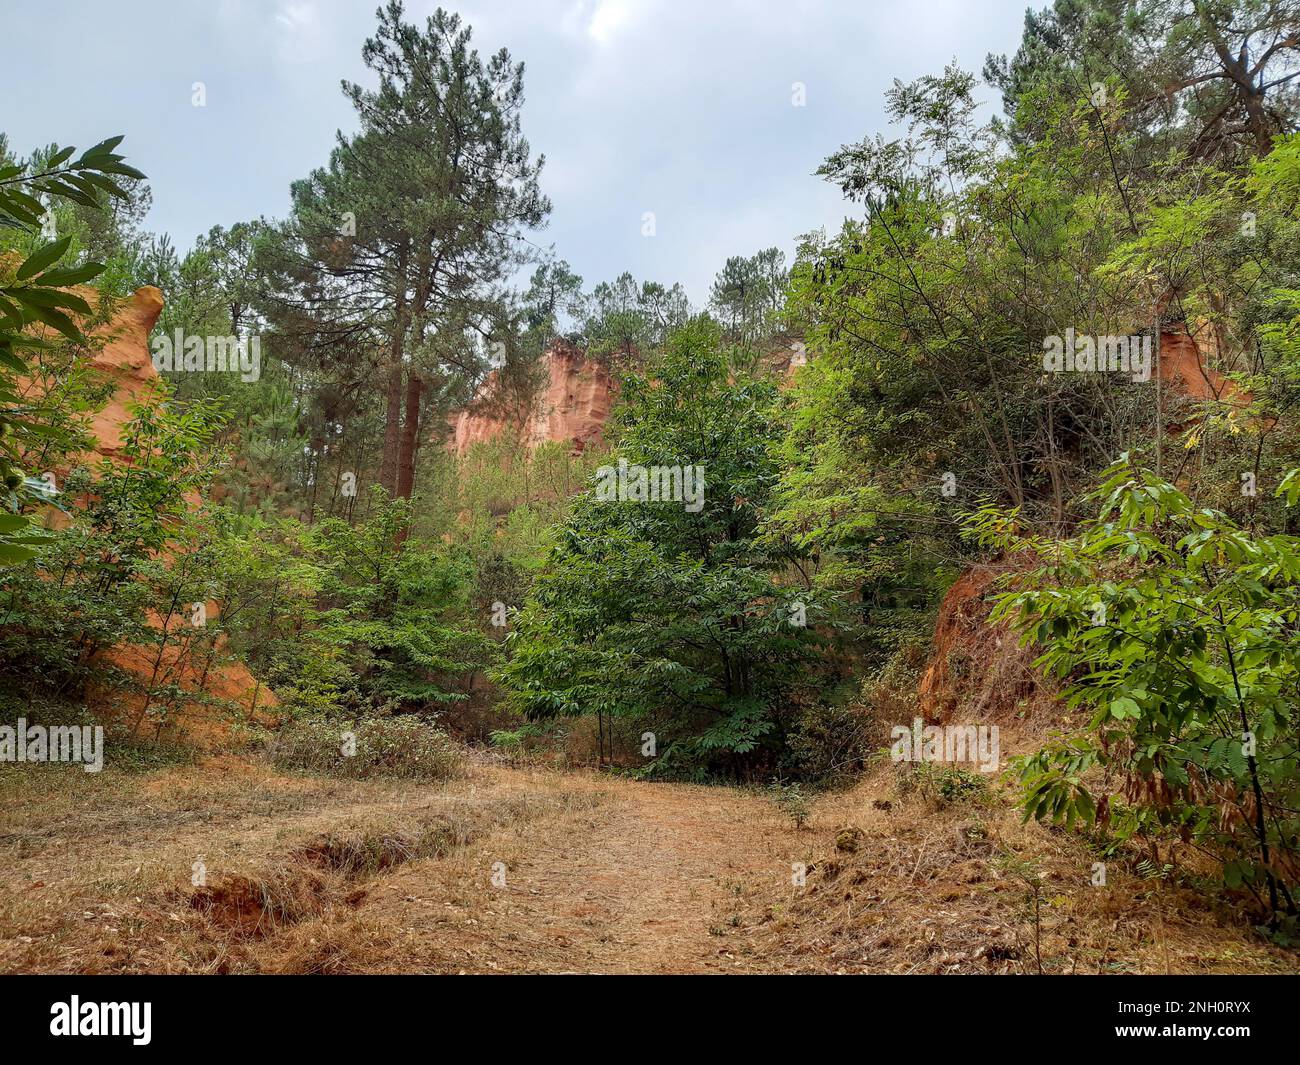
[188,870,329,939]
[751,761,1300,975]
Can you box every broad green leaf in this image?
[17,236,72,280]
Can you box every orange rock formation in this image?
[25,285,274,743]
[445,339,812,456]
[449,342,616,456]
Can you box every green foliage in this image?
[784,697,880,786]
[297,491,493,713]
[422,433,605,564]
[488,723,542,749]
[581,270,691,361]
[895,761,992,809]
[0,135,144,563]
[708,247,788,347]
[782,64,1153,545]
[767,779,811,829]
[972,455,1300,927]
[2,403,488,738]
[986,0,1299,161]
[0,388,227,710]
[212,490,494,719]
[496,319,826,778]
[931,766,990,807]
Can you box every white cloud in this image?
[583,0,645,45]
[276,1,316,31]
[274,1,325,63]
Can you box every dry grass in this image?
[1,746,1292,975]
[748,762,1300,975]
[347,773,796,973]
[0,754,602,973]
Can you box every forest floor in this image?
[1,753,1296,975]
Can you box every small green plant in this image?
[895,761,990,808]
[489,723,543,749]
[934,766,989,806]
[768,779,811,829]
[996,852,1046,974]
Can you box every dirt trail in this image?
[4,758,1294,974]
[0,758,806,973]
[360,767,801,973]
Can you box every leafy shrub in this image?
[768,779,811,828]
[786,699,880,785]
[863,640,928,718]
[0,397,227,709]
[215,494,495,722]
[973,457,1300,933]
[267,716,462,781]
[487,722,552,762]
[931,766,990,807]
[894,762,990,809]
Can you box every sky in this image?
[2,0,1033,306]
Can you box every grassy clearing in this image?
[0,754,602,973]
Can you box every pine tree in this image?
[260,2,549,502]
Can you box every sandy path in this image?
[7,759,1289,975]
[361,767,802,973]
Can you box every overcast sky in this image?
[4,0,1032,305]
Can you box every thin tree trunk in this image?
[394,373,423,549]
[380,355,405,496]
[380,247,411,496]
[395,373,424,501]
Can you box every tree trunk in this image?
[396,373,424,501]
[380,247,411,496]
[380,355,405,496]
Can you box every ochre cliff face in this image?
[445,340,815,456]
[26,285,276,741]
[449,343,616,456]
[1155,321,1259,411]
[86,285,167,460]
[19,284,167,471]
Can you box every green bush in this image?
[768,779,811,828]
[894,762,991,809]
[786,699,880,786]
[974,457,1300,934]
[267,716,462,781]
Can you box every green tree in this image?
[295,490,494,714]
[582,271,690,360]
[259,1,549,506]
[709,247,787,346]
[496,319,822,778]
[987,0,1300,159]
